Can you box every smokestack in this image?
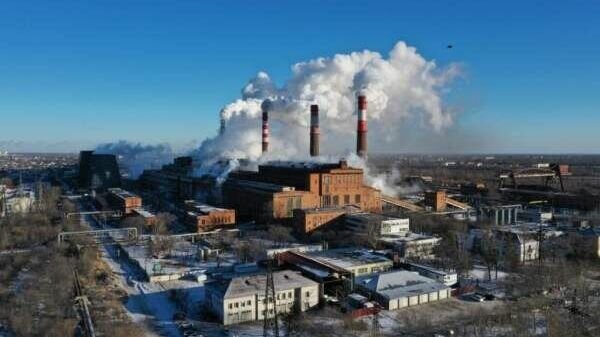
[219,117,226,136]
[356,93,367,158]
[261,99,271,153]
[310,104,320,157]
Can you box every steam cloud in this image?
[95,141,174,178]
[191,41,461,195]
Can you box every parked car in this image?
[465,293,485,302]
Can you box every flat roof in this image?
[406,262,456,277]
[209,270,318,299]
[108,188,139,199]
[132,208,155,218]
[305,248,392,270]
[259,160,362,173]
[356,270,449,300]
[186,201,229,214]
[225,178,297,193]
[378,233,440,243]
[346,213,407,223]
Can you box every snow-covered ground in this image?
[81,207,229,337]
[468,264,509,281]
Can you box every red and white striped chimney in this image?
[356,93,367,158]
[261,99,271,153]
[310,104,320,157]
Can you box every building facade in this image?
[356,270,451,310]
[223,160,381,231]
[205,270,319,326]
[183,200,236,232]
[107,188,142,215]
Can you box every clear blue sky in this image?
[1,0,599,153]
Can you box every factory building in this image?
[378,233,441,260]
[183,200,236,232]
[292,248,393,278]
[107,188,142,215]
[401,262,458,286]
[468,227,540,263]
[140,156,216,202]
[78,150,121,191]
[345,213,410,236]
[205,270,319,326]
[223,160,381,232]
[355,270,451,310]
[292,207,347,233]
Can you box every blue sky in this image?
[1,0,599,153]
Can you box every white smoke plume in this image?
[95,141,174,178]
[191,41,461,195]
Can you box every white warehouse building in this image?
[356,270,451,310]
[205,270,319,326]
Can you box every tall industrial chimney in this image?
[356,94,367,158]
[219,117,226,136]
[261,99,271,153]
[310,104,320,157]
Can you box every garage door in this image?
[398,297,408,308]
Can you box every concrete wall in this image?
[219,284,319,326]
[381,288,450,310]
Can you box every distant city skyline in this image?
[1,1,600,153]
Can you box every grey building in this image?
[78,150,121,191]
[356,270,451,310]
[205,270,319,326]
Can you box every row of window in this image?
[228,299,253,309]
[322,194,361,206]
[228,291,311,310]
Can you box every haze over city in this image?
[1,1,600,154]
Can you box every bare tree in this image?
[151,212,176,235]
[267,225,295,246]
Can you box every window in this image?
[305,291,310,298]
[355,194,361,203]
[344,195,350,204]
[235,302,239,308]
[229,303,233,309]
[289,291,293,298]
[333,195,339,206]
[241,302,245,307]
[247,300,251,306]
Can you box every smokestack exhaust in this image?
[356,94,367,158]
[310,104,320,157]
[261,99,271,153]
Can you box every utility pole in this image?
[263,259,280,337]
[370,309,380,337]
